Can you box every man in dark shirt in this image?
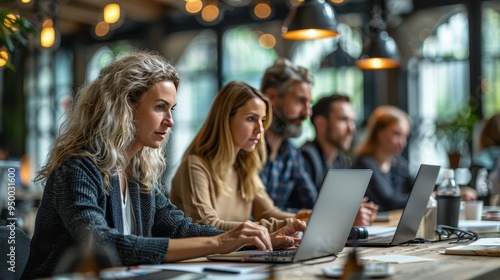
[259,60,377,225]
[301,95,356,189]
[301,94,378,220]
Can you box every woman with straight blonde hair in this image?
[352,105,413,211]
[24,53,304,279]
[171,81,310,232]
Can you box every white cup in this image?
[464,200,484,221]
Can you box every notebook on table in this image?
[207,169,373,263]
[346,164,441,247]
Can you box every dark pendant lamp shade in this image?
[356,6,400,69]
[321,45,355,67]
[356,30,400,69]
[281,0,339,40]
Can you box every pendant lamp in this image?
[281,0,339,40]
[356,5,400,70]
[321,45,355,67]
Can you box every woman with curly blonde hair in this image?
[24,52,304,279]
[171,81,309,232]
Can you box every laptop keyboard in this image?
[250,249,296,257]
[244,249,298,262]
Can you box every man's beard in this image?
[326,126,351,152]
[269,110,303,139]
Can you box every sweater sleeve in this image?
[252,190,296,232]
[151,188,225,238]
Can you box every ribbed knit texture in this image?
[171,154,295,232]
[22,156,223,279]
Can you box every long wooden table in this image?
[148,239,498,279]
[97,238,500,279]
[263,209,500,279]
[100,209,500,279]
[265,240,499,279]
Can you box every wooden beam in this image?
[59,20,84,35]
[59,5,101,25]
[72,0,167,21]
[120,0,168,21]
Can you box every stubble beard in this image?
[326,127,352,152]
[269,111,303,139]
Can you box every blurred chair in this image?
[0,226,31,280]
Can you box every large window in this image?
[222,25,279,87]
[411,7,470,169]
[482,2,500,119]
[27,49,73,188]
[86,47,113,82]
[166,30,218,188]
[419,11,469,118]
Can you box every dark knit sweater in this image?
[352,155,413,212]
[23,156,223,279]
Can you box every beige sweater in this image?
[170,155,295,232]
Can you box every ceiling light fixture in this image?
[95,21,110,37]
[356,3,400,70]
[185,0,203,14]
[40,19,56,48]
[321,44,355,68]
[281,0,339,40]
[201,4,219,22]
[0,47,9,68]
[104,3,121,24]
[254,3,272,19]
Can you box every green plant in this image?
[0,3,37,71]
[434,101,481,155]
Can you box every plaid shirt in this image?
[260,139,318,213]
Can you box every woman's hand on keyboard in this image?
[215,220,272,253]
[270,219,307,249]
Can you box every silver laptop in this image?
[346,164,441,247]
[207,169,373,263]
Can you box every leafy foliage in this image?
[0,7,37,70]
[434,101,481,154]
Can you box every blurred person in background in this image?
[259,58,377,226]
[352,105,413,212]
[471,113,500,205]
[301,94,378,221]
[472,113,500,172]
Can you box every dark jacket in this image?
[301,140,351,190]
[23,156,223,279]
[352,155,413,212]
